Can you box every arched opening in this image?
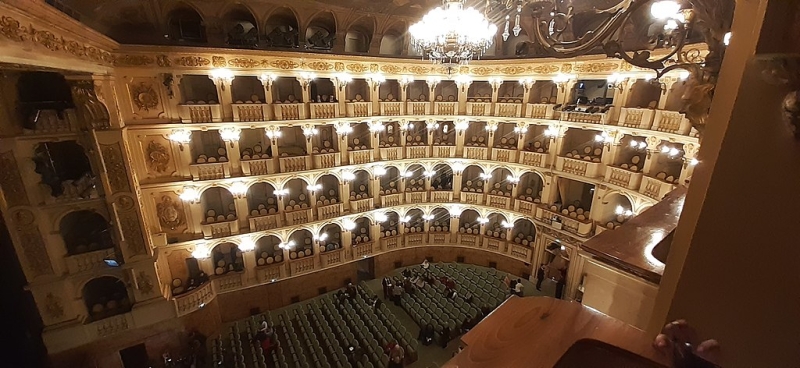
[278,126,307,157]
[349,170,372,201]
[264,7,299,48]
[599,193,634,230]
[345,17,374,53]
[319,224,342,253]
[649,141,685,183]
[287,229,314,259]
[434,80,458,102]
[33,140,94,198]
[553,178,594,221]
[560,128,604,163]
[517,172,544,204]
[404,165,425,192]
[240,129,273,161]
[461,165,486,193]
[403,209,424,233]
[223,6,258,48]
[379,80,400,102]
[167,6,206,44]
[201,187,237,224]
[16,71,75,132]
[60,210,112,255]
[305,11,336,51]
[529,81,558,104]
[430,164,454,191]
[379,122,401,148]
[83,276,130,322]
[315,175,341,206]
[484,213,509,239]
[348,122,371,151]
[512,219,536,247]
[464,121,488,147]
[569,79,614,107]
[379,167,401,195]
[180,75,219,103]
[407,80,428,102]
[433,121,456,146]
[255,235,283,266]
[379,33,403,55]
[486,168,514,198]
[427,208,451,233]
[351,217,373,245]
[191,130,228,164]
[211,242,244,275]
[626,79,662,108]
[379,211,400,238]
[312,124,340,154]
[494,122,518,149]
[498,83,524,103]
[467,81,492,101]
[458,209,480,234]
[247,183,278,217]
[614,135,648,172]
[522,124,550,153]
[283,178,310,212]
[405,120,428,146]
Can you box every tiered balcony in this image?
[273,103,306,120]
[248,213,281,231]
[84,313,133,339]
[432,145,456,158]
[460,192,484,205]
[212,271,245,293]
[539,206,594,237]
[491,147,517,163]
[346,102,372,117]
[605,166,644,190]
[507,243,533,262]
[427,231,451,245]
[179,104,221,123]
[313,152,340,169]
[430,190,453,202]
[173,282,215,317]
[526,103,556,119]
[519,151,550,168]
[310,103,339,119]
[65,248,116,274]
[405,145,430,159]
[353,242,377,258]
[404,191,428,204]
[350,198,374,213]
[190,162,231,181]
[255,263,283,283]
[483,237,506,253]
[289,256,315,276]
[562,109,614,125]
[379,101,403,116]
[457,233,481,247]
[379,146,403,160]
[241,158,273,176]
[434,101,457,115]
[466,102,492,116]
[639,175,676,200]
[618,108,655,129]
[463,146,489,160]
[407,101,430,115]
[317,203,343,220]
[495,103,522,117]
[320,248,345,267]
[380,193,402,207]
[652,110,692,135]
[348,149,373,165]
[278,155,310,172]
[284,208,313,226]
[556,156,602,178]
[515,199,539,217]
[232,103,268,122]
[201,218,239,239]
[486,194,512,208]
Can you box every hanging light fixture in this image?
[409,0,497,66]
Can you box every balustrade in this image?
[463,146,489,160]
[562,109,614,125]
[430,190,453,203]
[605,166,644,190]
[639,175,676,200]
[320,248,345,267]
[201,218,239,239]
[350,198,374,213]
[405,145,430,159]
[180,104,220,123]
[310,103,339,119]
[458,234,480,247]
[507,243,532,262]
[273,103,306,120]
[427,232,451,245]
[652,110,692,135]
[379,101,403,116]
[248,213,281,232]
[241,158,274,176]
[346,102,372,117]
[539,206,593,237]
[466,102,491,116]
[556,156,602,178]
[85,313,132,339]
[313,152,340,169]
[255,263,283,283]
[232,103,268,122]
[190,162,231,181]
[380,193,402,207]
[519,151,550,168]
[353,242,376,258]
[432,145,456,158]
[65,248,116,274]
[348,149,373,165]
[434,101,457,115]
[279,156,310,172]
[460,192,483,205]
[173,282,215,317]
[496,103,522,117]
[317,203,343,220]
[407,101,430,115]
[526,104,556,119]
[491,147,517,163]
[284,208,313,225]
[618,108,655,129]
[289,257,316,276]
[404,191,428,204]
[212,271,245,293]
[486,194,512,208]
[382,236,401,250]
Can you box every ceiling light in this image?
[409,0,497,65]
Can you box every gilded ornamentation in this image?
[156,54,171,67]
[115,55,154,67]
[101,144,130,194]
[270,59,299,70]
[498,66,526,75]
[561,64,573,73]
[346,63,368,73]
[175,56,210,67]
[471,67,493,76]
[0,151,29,208]
[11,209,53,277]
[130,82,159,112]
[157,195,184,230]
[212,56,226,68]
[227,58,260,68]
[136,271,154,295]
[406,66,430,75]
[306,61,333,71]
[0,16,113,65]
[146,141,170,173]
[369,64,379,73]
[378,64,400,74]
[573,62,619,73]
[115,195,147,256]
[70,80,110,129]
[44,293,64,319]
[334,62,345,72]
[532,65,560,74]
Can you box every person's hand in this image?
[653,320,721,367]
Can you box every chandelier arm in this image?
[604,21,693,73]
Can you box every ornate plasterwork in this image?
[573,62,620,73]
[146,141,170,173]
[0,15,113,66]
[175,56,210,67]
[101,143,130,194]
[44,292,64,319]
[136,271,154,295]
[0,151,29,208]
[130,82,159,112]
[11,208,53,277]
[156,195,184,231]
[115,195,147,256]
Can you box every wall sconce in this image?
[479,172,492,181]
[239,238,256,252]
[660,145,682,157]
[179,186,201,203]
[336,123,353,135]
[477,217,489,225]
[210,68,234,90]
[191,245,210,259]
[230,181,248,198]
[513,125,527,134]
[302,125,319,140]
[454,119,469,133]
[297,72,316,88]
[688,158,699,166]
[552,73,576,90]
[342,171,356,181]
[518,77,535,90]
[342,220,356,231]
[426,120,440,130]
[501,220,514,229]
[258,73,278,88]
[373,166,387,176]
[400,216,412,223]
[451,161,466,174]
[314,233,329,242]
[424,170,435,178]
[265,127,282,140]
[454,74,473,90]
[333,73,353,91]
[595,131,614,144]
[400,171,412,178]
[366,73,386,87]
[506,175,520,184]
[544,126,560,138]
[375,213,388,223]
[168,129,192,150]
[615,205,634,218]
[274,188,290,197]
[306,184,322,193]
[488,77,504,90]
[279,240,296,250]
[448,205,463,217]
[219,126,241,148]
[422,214,434,221]
[425,76,442,89]
[678,71,691,81]
[606,73,630,91]
[398,75,415,87]
[629,139,648,150]
[368,121,385,134]
[485,124,498,132]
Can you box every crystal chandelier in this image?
[485,0,530,41]
[409,0,498,65]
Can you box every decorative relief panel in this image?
[114,195,147,256]
[174,56,210,67]
[145,139,172,175]
[0,151,29,208]
[136,271,154,296]
[227,58,260,68]
[212,56,226,68]
[156,192,187,235]
[44,292,64,319]
[101,143,131,194]
[11,208,53,277]
[0,15,113,65]
[573,62,620,73]
[129,82,159,112]
[115,55,154,67]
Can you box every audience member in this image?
[392,284,404,306]
[382,277,393,299]
[461,317,474,333]
[509,278,518,295]
[514,279,524,297]
[418,323,435,346]
[371,296,382,310]
[446,288,457,299]
[462,291,473,303]
[421,259,430,271]
[536,264,546,291]
[440,326,451,348]
[387,342,405,368]
[402,268,412,278]
[345,283,357,299]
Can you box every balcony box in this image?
[241,158,274,176]
[405,145,430,159]
[404,191,428,204]
[434,101,457,115]
[350,198,374,213]
[320,248,345,267]
[540,206,593,237]
[313,152,341,169]
[514,199,540,217]
[346,102,372,117]
[466,102,491,116]
[379,146,402,160]
[495,102,522,117]
[652,110,692,135]
[348,149,373,165]
[432,145,456,158]
[556,156,602,178]
[427,232,451,245]
[255,263,283,283]
[310,103,339,119]
[508,243,532,262]
[379,101,403,116]
[173,282,215,317]
[407,101,430,115]
[605,166,644,190]
[458,234,480,247]
[201,218,239,239]
[65,248,116,274]
[317,203,343,220]
[460,192,483,205]
[179,104,221,123]
[190,162,231,181]
[380,193,402,207]
[284,208,313,226]
[273,103,306,120]
[491,147,517,163]
[526,103,556,119]
[248,213,281,232]
[289,256,315,276]
[519,151,550,168]
[618,108,655,129]
[639,175,677,200]
[430,190,453,203]
[353,242,377,258]
[279,155,310,173]
[381,235,402,251]
[463,146,488,160]
[483,237,505,252]
[212,271,245,293]
[232,103,267,122]
[486,194,511,208]
[563,108,614,125]
[25,108,78,134]
[405,233,425,247]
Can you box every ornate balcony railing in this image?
[273,103,306,120]
[605,166,644,190]
[618,108,655,129]
[310,103,339,119]
[179,104,220,123]
[232,103,267,122]
[173,282,215,317]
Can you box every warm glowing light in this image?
[265,128,282,139]
[422,214,434,221]
[723,32,732,46]
[299,72,316,81]
[544,126,560,138]
[179,186,200,202]
[239,238,256,252]
[369,121,385,133]
[454,74,473,87]
[337,124,354,135]
[454,119,469,131]
[342,220,356,231]
[307,184,322,192]
[192,245,210,259]
[274,188,290,196]
[315,233,329,241]
[650,0,681,20]
[210,68,235,83]
[679,71,691,81]
[373,166,387,176]
[230,181,248,197]
[452,161,466,173]
[424,170,436,177]
[501,221,514,229]
[399,75,415,85]
[259,73,278,84]
[477,217,489,224]
[689,158,699,166]
[366,73,386,84]
[279,240,296,249]
[302,126,319,137]
[479,173,492,180]
[400,216,411,223]
[375,213,388,223]
[409,0,497,65]
[552,73,575,84]
[426,76,442,86]
[334,73,353,85]
[168,129,192,144]
[219,126,241,142]
[342,171,356,181]
[507,175,520,184]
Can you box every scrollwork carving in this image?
[44,293,64,319]
[227,58,260,68]
[115,195,147,256]
[70,80,110,129]
[157,195,184,231]
[146,141,170,173]
[175,56,210,67]
[0,151,29,208]
[0,16,113,65]
[136,271,154,295]
[11,209,53,277]
[130,82,159,112]
[212,56,226,68]
[115,55,154,66]
[101,143,130,194]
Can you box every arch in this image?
[319,223,343,253]
[461,165,486,192]
[345,16,376,53]
[599,192,635,229]
[255,235,283,265]
[431,163,454,191]
[59,210,112,255]
[404,208,425,233]
[379,211,400,238]
[484,213,509,239]
[379,32,403,55]
[287,228,314,259]
[222,4,259,47]
[210,242,244,275]
[200,187,237,223]
[458,209,481,234]
[352,216,373,245]
[264,6,300,48]
[487,167,514,197]
[518,172,544,203]
[350,170,372,199]
[247,182,278,217]
[316,174,341,206]
[379,166,401,195]
[33,140,94,198]
[626,79,662,108]
[512,218,537,247]
[283,178,311,211]
[305,11,337,50]
[166,4,207,43]
[428,207,451,233]
[83,276,130,321]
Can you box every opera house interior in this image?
[0,0,797,367]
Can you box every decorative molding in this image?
[174,56,210,67]
[156,194,184,231]
[115,195,147,256]
[0,15,113,66]
[101,143,130,194]
[44,292,64,319]
[136,271,154,295]
[11,208,53,277]
[146,141,170,173]
[0,151,29,208]
[130,82,159,112]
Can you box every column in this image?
[398,80,410,115]
[489,79,503,115]
[340,182,351,211]
[242,249,258,284]
[520,79,535,117]
[334,79,348,117]
[259,75,276,120]
[486,120,498,157]
[233,196,249,232]
[297,76,313,118]
[211,75,234,122]
[169,74,185,122]
[226,138,243,176]
[453,173,463,198]
[456,78,471,115]
[610,80,632,123]
[426,78,439,111]
[556,80,577,105]
[657,77,679,110]
[337,125,350,165]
